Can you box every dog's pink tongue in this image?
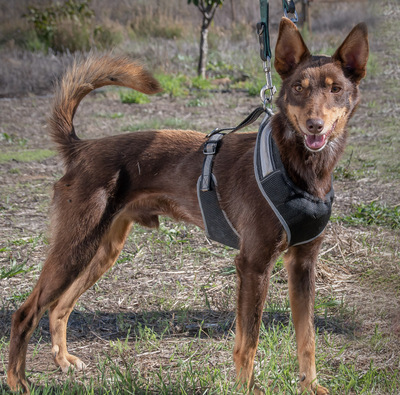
[305,134,326,150]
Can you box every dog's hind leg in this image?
[285,240,329,395]
[7,250,90,393]
[233,246,279,394]
[49,211,133,373]
[7,204,133,393]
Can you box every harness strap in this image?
[207,106,268,137]
[197,175,241,250]
[200,106,269,192]
[200,132,224,192]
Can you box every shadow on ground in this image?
[0,306,355,344]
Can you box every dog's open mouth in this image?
[304,120,337,152]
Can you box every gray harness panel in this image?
[197,121,334,249]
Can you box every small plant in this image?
[0,259,32,279]
[340,201,400,229]
[156,73,189,97]
[119,89,150,104]
[190,76,213,90]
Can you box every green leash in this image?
[257,0,271,62]
[257,0,298,109]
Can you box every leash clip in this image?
[282,0,298,23]
[260,58,276,109]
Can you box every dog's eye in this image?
[331,85,342,93]
[293,85,303,93]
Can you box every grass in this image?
[122,117,194,132]
[338,201,400,229]
[0,318,396,394]
[0,149,55,164]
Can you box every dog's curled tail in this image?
[48,54,161,164]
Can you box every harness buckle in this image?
[203,140,219,155]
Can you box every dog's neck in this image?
[270,113,347,199]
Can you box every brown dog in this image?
[7,18,368,394]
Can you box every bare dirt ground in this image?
[0,1,399,394]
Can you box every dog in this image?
[7,18,368,394]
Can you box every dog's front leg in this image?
[285,239,329,395]
[233,249,276,394]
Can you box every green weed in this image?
[156,73,189,97]
[190,76,213,90]
[339,201,400,229]
[119,88,151,104]
[0,260,30,279]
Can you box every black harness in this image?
[197,119,334,248]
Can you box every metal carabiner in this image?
[282,0,298,23]
[260,59,276,109]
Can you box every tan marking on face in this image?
[287,100,349,138]
[286,104,303,133]
[321,105,349,137]
[301,78,310,88]
[325,77,333,86]
[321,106,347,124]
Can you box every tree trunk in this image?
[195,2,219,78]
[230,0,236,23]
[198,17,210,78]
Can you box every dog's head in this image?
[274,18,369,153]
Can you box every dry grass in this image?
[0,0,373,97]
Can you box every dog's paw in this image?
[251,385,265,395]
[7,373,31,394]
[314,385,329,395]
[300,384,329,395]
[299,382,329,395]
[54,351,87,373]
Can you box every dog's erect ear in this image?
[333,23,369,83]
[274,17,311,79]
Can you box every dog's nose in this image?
[306,118,324,134]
